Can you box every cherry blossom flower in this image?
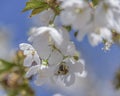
[88,27,112,46]
[34,8,55,26]
[19,26,86,86]
[53,58,86,86]
[25,60,55,86]
[19,43,56,85]
[60,0,92,30]
[19,43,40,67]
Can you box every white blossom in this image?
[19,43,55,85]
[88,27,112,46]
[94,1,114,29]
[34,8,55,26]
[25,59,55,86]
[19,26,86,86]
[19,43,40,67]
[22,49,56,86]
[46,28,86,86]
[93,0,120,30]
[75,0,118,49]
[53,58,86,86]
[60,0,92,30]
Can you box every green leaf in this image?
[30,6,49,17]
[22,1,47,12]
[0,59,15,74]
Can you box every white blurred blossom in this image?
[88,27,112,46]
[53,93,64,96]
[58,0,120,50]
[33,9,55,26]
[60,0,92,30]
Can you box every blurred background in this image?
[0,0,120,96]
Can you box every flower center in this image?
[56,62,69,75]
[42,59,49,66]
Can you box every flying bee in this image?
[55,62,69,75]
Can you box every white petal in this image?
[32,34,51,59]
[94,2,114,28]
[60,10,76,26]
[48,50,63,65]
[32,9,53,26]
[28,27,49,42]
[19,43,34,51]
[41,66,55,77]
[60,0,91,30]
[49,27,63,45]
[59,27,70,42]
[63,74,75,86]
[24,54,33,67]
[33,52,40,65]
[19,43,35,55]
[88,33,102,46]
[66,42,77,56]
[70,59,85,75]
[76,70,87,78]
[69,58,75,64]
[25,65,40,78]
[56,28,70,54]
[34,73,48,86]
[100,28,112,41]
[38,9,55,26]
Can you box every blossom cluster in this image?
[20,27,86,86]
[35,0,120,50]
[59,0,120,50]
[20,0,120,86]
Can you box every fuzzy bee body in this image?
[56,62,69,75]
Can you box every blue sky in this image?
[0,0,30,47]
[0,0,120,96]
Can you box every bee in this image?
[56,62,69,75]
